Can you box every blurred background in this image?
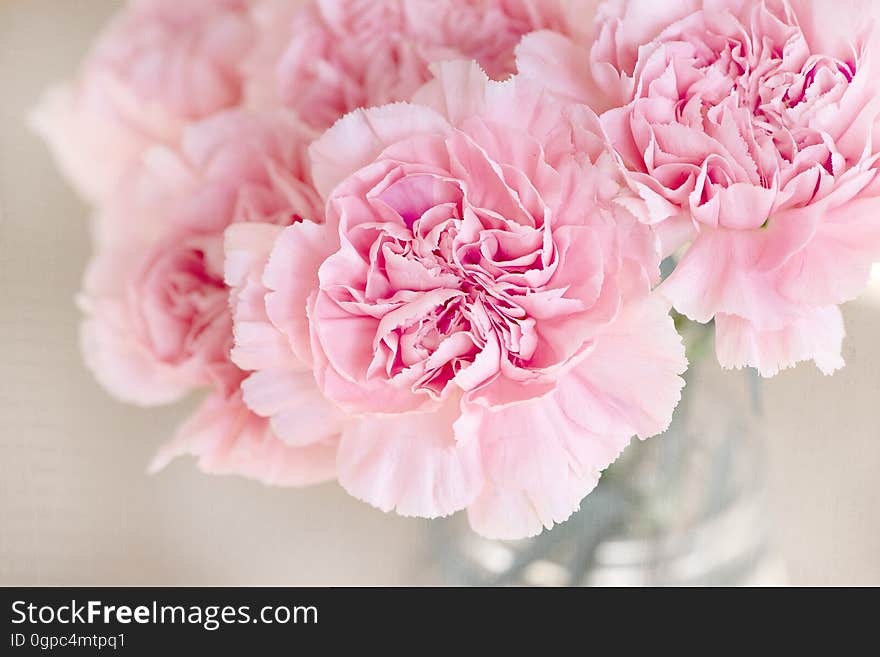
[1,0,878,586]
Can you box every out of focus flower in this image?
[245,0,574,129]
[32,0,257,202]
[80,108,340,484]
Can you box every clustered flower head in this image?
[244,0,575,129]
[520,0,880,375]
[35,0,880,538]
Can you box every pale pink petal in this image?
[30,82,151,202]
[150,392,338,487]
[788,0,880,61]
[225,223,299,372]
[516,31,606,108]
[79,312,195,406]
[777,173,880,307]
[241,369,344,446]
[652,212,696,258]
[224,222,285,288]
[715,307,846,377]
[459,396,611,539]
[263,221,340,366]
[559,293,688,440]
[413,59,575,143]
[309,103,451,199]
[715,184,777,231]
[465,484,554,540]
[336,398,483,518]
[410,59,492,126]
[660,226,798,330]
[231,320,297,373]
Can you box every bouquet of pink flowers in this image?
[34,0,880,539]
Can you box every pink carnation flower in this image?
[245,0,573,129]
[227,62,686,538]
[79,108,339,485]
[520,0,880,376]
[32,0,257,202]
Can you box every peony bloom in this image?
[79,107,340,484]
[520,0,880,376]
[245,0,574,129]
[32,0,257,202]
[227,62,686,538]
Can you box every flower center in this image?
[655,7,856,188]
[364,171,550,394]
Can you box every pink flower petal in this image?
[241,369,343,446]
[715,307,845,377]
[337,398,483,518]
[79,311,197,407]
[458,398,612,540]
[559,293,687,440]
[263,221,341,367]
[225,223,299,372]
[516,31,601,107]
[150,391,338,487]
[660,226,798,329]
[309,103,451,198]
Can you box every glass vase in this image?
[428,334,783,586]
